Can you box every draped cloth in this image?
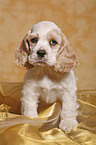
[0,82,96,145]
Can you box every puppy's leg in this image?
[21,84,39,117]
[59,91,78,132]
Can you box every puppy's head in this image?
[15,21,78,72]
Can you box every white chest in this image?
[38,76,63,103]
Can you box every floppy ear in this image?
[15,32,33,69]
[54,33,78,73]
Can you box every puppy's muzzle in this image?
[37,50,46,59]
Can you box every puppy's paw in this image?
[23,111,38,118]
[59,119,78,132]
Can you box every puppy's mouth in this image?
[28,55,53,66]
[28,58,48,65]
[33,60,50,66]
[33,60,47,65]
[29,58,53,66]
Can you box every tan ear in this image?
[15,33,33,69]
[55,33,78,73]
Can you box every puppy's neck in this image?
[24,65,66,82]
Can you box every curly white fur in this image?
[16,21,78,132]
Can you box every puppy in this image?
[15,21,78,132]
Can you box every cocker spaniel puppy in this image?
[15,21,78,132]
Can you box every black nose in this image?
[37,50,46,58]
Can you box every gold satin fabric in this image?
[0,82,96,145]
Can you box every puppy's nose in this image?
[37,50,46,58]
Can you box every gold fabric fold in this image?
[0,82,96,145]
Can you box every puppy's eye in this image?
[30,37,38,43]
[50,40,57,46]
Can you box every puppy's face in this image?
[15,21,78,72]
[25,21,62,66]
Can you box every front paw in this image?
[23,111,38,118]
[59,119,78,132]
